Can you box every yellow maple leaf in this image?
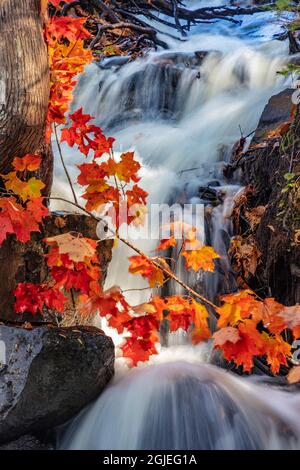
[181,245,219,272]
[2,173,45,201]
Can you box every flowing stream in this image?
[54,1,300,450]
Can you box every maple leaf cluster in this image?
[45,234,101,294]
[212,290,299,374]
[129,224,219,290]
[45,6,93,138]
[61,109,148,228]
[49,0,74,7]
[0,155,49,245]
[14,283,67,314]
[119,295,210,365]
[14,233,102,316]
[157,222,220,272]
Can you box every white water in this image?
[60,360,300,450]
[55,1,300,450]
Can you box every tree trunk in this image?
[0,0,52,322]
[0,0,51,192]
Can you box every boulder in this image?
[251,88,295,145]
[0,324,114,444]
[0,434,54,450]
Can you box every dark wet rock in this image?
[0,324,114,444]
[251,88,295,145]
[96,51,210,71]
[207,180,221,187]
[153,51,210,68]
[96,56,131,70]
[198,185,223,205]
[235,89,300,305]
[0,434,54,450]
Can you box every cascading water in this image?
[54,1,300,450]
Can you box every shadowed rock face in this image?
[250,89,295,145]
[239,88,300,306]
[0,434,54,450]
[0,324,114,444]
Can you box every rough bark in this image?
[0,0,51,192]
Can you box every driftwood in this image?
[57,0,266,56]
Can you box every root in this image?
[58,0,265,57]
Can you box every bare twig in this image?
[48,196,218,312]
[54,125,78,205]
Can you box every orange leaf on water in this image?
[287,366,300,384]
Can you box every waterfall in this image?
[59,361,300,450]
[54,1,297,450]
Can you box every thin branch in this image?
[54,125,78,205]
[48,196,218,312]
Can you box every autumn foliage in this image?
[1,1,299,375]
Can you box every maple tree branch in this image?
[48,196,218,312]
[54,125,78,205]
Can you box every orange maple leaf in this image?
[104,152,141,183]
[46,17,91,43]
[129,255,165,287]
[13,154,41,172]
[217,290,264,328]
[214,319,265,373]
[191,300,211,343]
[156,236,177,252]
[261,332,291,375]
[181,245,219,272]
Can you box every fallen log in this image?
[58,0,267,56]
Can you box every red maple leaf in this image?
[14,283,67,314]
[47,17,91,43]
[213,320,265,373]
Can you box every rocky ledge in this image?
[0,324,114,446]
